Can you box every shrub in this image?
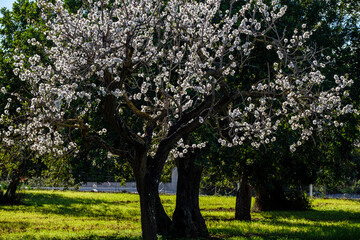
[285,187,311,210]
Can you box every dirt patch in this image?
[312,202,330,207]
[207,217,235,221]
[111,200,138,204]
[201,207,235,212]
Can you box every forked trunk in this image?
[235,171,252,221]
[134,151,171,240]
[170,151,209,238]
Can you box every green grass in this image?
[1,190,360,239]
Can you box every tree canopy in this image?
[0,0,358,239]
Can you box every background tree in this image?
[0,0,48,204]
[174,0,360,225]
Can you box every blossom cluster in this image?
[0,0,355,160]
[224,22,356,152]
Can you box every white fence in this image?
[39,168,178,194]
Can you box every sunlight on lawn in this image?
[1,190,360,239]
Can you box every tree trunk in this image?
[253,182,288,211]
[235,171,252,221]
[1,156,27,205]
[155,193,172,235]
[170,151,209,238]
[1,175,20,204]
[133,150,172,240]
[136,171,159,240]
[132,149,160,240]
[253,184,268,211]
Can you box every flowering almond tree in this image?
[0,0,356,239]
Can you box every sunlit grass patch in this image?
[0,190,143,240]
[207,198,360,240]
[1,190,360,239]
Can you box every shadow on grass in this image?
[17,235,143,240]
[0,191,141,220]
[208,209,360,240]
[24,191,135,206]
[75,236,142,240]
[260,208,360,223]
[207,207,360,223]
[0,221,30,233]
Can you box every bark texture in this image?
[235,171,252,221]
[136,172,159,240]
[132,150,160,240]
[155,193,172,235]
[132,149,172,240]
[170,150,209,238]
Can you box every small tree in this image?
[0,0,47,204]
[0,0,356,239]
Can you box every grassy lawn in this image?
[1,190,360,239]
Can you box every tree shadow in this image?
[75,236,142,240]
[0,191,142,220]
[208,209,360,239]
[24,191,137,206]
[260,208,360,223]
[0,221,30,233]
